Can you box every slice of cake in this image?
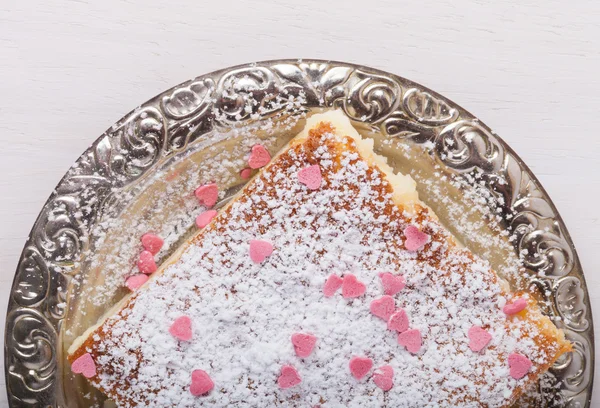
[68,110,571,407]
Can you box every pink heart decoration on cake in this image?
[249,240,274,263]
[503,298,528,315]
[248,144,271,169]
[297,165,322,190]
[372,365,394,391]
[291,333,317,358]
[379,273,405,296]
[370,295,396,321]
[508,353,532,380]
[342,274,366,298]
[277,365,301,389]
[126,274,149,291]
[194,183,219,207]
[71,352,97,378]
[468,326,492,352]
[196,210,218,229]
[323,274,343,297]
[169,316,193,341]
[190,369,214,396]
[349,356,373,380]
[141,233,164,255]
[403,225,429,251]
[138,250,157,274]
[387,309,409,333]
[240,168,252,179]
[398,329,422,354]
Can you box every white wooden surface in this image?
[1,0,599,406]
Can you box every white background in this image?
[1,0,599,406]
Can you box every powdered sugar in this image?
[67,94,307,317]
[377,136,525,288]
[79,128,562,407]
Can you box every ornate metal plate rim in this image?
[4,59,594,407]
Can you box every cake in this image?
[68,110,571,407]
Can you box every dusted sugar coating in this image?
[68,114,571,407]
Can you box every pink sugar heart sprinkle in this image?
[169,316,193,341]
[141,233,163,255]
[190,369,214,396]
[249,240,274,263]
[370,296,396,321]
[240,168,252,179]
[373,365,394,391]
[196,210,218,229]
[403,225,430,251]
[323,274,343,297]
[71,352,97,378]
[277,365,301,389]
[297,165,322,190]
[387,309,409,333]
[291,333,317,358]
[503,298,528,315]
[126,274,149,291]
[349,356,373,380]
[342,274,366,298]
[378,273,405,296]
[508,353,532,380]
[137,250,157,274]
[194,183,218,207]
[468,326,492,352]
[398,329,422,354]
[248,144,271,169]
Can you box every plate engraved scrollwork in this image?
[5,60,593,407]
[331,69,401,124]
[403,88,459,126]
[5,308,57,406]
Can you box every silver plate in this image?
[4,59,594,407]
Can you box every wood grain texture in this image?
[1,0,599,405]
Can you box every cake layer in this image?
[68,111,570,407]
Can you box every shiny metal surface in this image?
[4,59,593,407]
